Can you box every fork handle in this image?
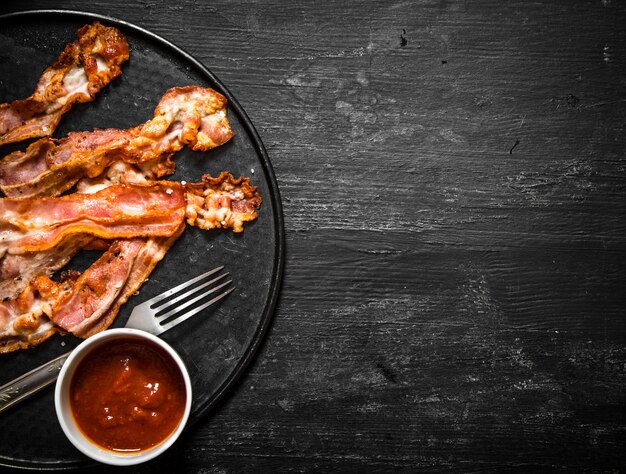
[0,351,72,415]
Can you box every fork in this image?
[0,266,234,415]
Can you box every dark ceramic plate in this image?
[0,10,284,470]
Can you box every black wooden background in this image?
[1,0,625,472]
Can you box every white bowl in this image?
[55,328,192,466]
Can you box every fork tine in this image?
[159,286,235,333]
[143,266,224,307]
[153,272,229,312]
[156,279,232,320]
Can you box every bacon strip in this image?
[48,229,184,338]
[185,172,263,233]
[32,239,142,339]
[0,182,186,256]
[0,239,143,350]
[0,22,129,146]
[0,230,183,353]
[0,86,233,198]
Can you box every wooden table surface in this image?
[1,1,625,472]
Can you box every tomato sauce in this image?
[69,337,187,452]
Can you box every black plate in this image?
[0,10,284,470]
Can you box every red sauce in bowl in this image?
[69,337,187,452]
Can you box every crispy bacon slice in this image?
[0,22,129,146]
[47,229,184,338]
[185,172,263,233]
[38,239,146,335]
[0,231,181,353]
[0,182,186,256]
[0,238,152,351]
[0,86,233,198]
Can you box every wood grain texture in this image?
[1,0,625,472]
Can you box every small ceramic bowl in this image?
[55,328,192,466]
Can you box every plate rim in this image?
[0,9,285,471]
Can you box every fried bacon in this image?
[0,22,129,147]
[48,230,184,338]
[0,86,233,198]
[0,182,187,256]
[0,174,261,351]
[185,172,263,233]
[0,234,180,353]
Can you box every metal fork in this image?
[0,266,234,415]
